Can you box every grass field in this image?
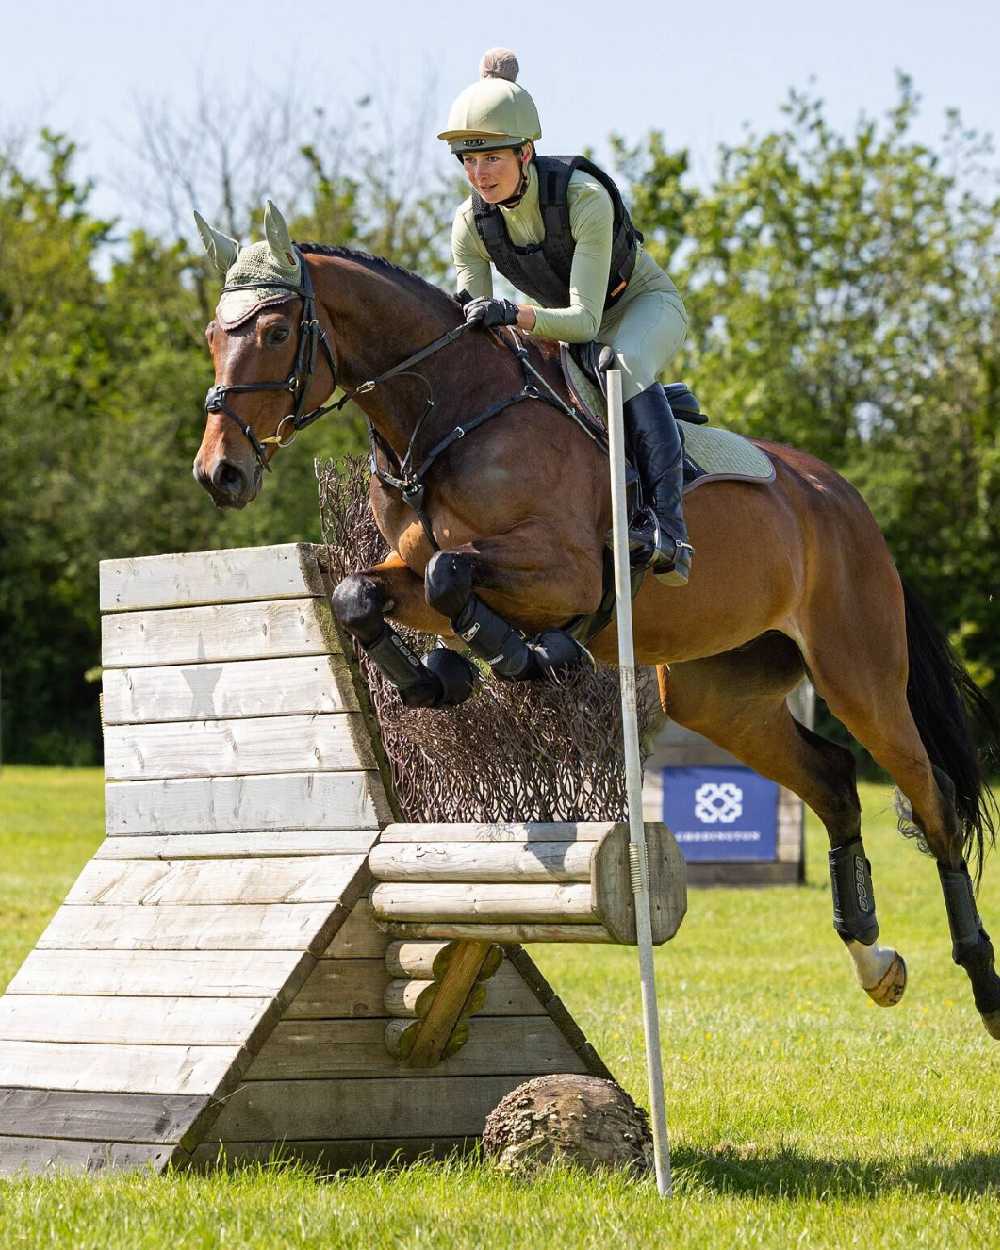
[0,765,998,1248]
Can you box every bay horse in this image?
[193,205,1000,1041]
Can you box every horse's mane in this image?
[296,242,459,318]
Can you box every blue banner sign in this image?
[662,765,779,862]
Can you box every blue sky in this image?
[4,0,998,234]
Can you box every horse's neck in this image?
[311,253,519,459]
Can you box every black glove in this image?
[464,296,520,330]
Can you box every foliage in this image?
[2,75,999,762]
[613,76,1000,740]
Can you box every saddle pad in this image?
[564,356,775,489]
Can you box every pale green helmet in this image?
[437,48,541,156]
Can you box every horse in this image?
[193,203,1000,1041]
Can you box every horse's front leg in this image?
[331,553,478,708]
[423,535,598,683]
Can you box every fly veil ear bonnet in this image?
[195,201,303,329]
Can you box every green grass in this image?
[1,767,998,1248]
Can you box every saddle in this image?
[559,342,775,491]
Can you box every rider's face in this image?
[462,146,530,203]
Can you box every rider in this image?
[439,48,693,586]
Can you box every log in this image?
[370,882,598,926]
[380,822,613,843]
[384,941,502,981]
[368,840,595,883]
[383,978,487,1020]
[377,921,615,944]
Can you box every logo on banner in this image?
[694,781,744,824]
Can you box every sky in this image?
[3,0,998,238]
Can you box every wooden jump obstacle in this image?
[0,543,686,1174]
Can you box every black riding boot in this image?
[623,383,694,586]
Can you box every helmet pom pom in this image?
[479,48,519,82]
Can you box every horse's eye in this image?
[267,325,290,346]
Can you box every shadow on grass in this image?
[674,1143,1000,1198]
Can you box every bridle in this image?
[202,244,598,550]
[203,248,342,473]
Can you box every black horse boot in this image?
[622,383,694,586]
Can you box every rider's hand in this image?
[464,297,520,330]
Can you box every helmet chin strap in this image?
[497,145,533,208]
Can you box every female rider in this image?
[439,48,693,586]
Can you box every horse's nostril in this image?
[214,461,246,495]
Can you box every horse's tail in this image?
[902,578,1000,880]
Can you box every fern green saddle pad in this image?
[565,356,775,488]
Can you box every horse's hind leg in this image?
[797,576,1000,1038]
[331,553,479,708]
[661,634,907,1006]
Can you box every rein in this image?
[205,246,603,547]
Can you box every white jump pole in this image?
[605,364,673,1197]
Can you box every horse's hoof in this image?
[864,952,908,1007]
[982,1010,1000,1040]
[422,646,477,706]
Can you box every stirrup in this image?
[628,509,693,587]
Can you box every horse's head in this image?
[193,202,337,508]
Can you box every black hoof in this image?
[331,575,384,646]
[422,647,478,706]
[530,630,587,675]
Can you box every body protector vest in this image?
[472,155,643,311]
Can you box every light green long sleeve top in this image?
[451,162,679,343]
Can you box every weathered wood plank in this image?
[102,655,357,725]
[369,840,594,883]
[0,1136,177,1175]
[0,1087,208,1144]
[66,855,367,907]
[285,957,543,1020]
[323,900,388,959]
[381,822,612,843]
[0,995,271,1045]
[105,772,390,834]
[370,882,597,925]
[101,598,338,669]
[95,830,378,860]
[0,1041,241,1095]
[100,543,328,612]
[7,948,306,998]
[38,903,342,952]
[104,714,374,781]
[208,1075,533,1142]
[284,958,388,1019]
[248,1016,588,1080]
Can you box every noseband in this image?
[203,246,340,472]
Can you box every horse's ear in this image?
[194,211,239,275]
[264,200,299,274]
